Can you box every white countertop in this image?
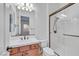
[8,36,41,48]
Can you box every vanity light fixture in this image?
[16,3,34,12]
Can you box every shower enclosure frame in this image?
[48,3,75,48]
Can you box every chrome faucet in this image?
[24,36,29,40]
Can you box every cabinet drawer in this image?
[20,45,30,52]
[31,44,39,49]
[10,48,19,55]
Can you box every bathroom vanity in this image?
[8,43,42,56]
[7,36,43,56]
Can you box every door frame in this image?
[48,3,75,48]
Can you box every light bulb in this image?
[26,8,29,11]
[22,7,25,10]
[30,4,33,8]
[17,6,20,9]
[30,4,34,11]
[29,8,32,12]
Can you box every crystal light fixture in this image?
[16,3,34,12]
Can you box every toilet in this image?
[40,40,56,56]
[43,47,56,56]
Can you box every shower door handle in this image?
[63,34,79,37]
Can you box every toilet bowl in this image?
[43,47,56,56]
[40,40,56,56]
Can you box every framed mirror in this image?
[21,16,30,36]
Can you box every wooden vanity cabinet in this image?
[8,43,42,56]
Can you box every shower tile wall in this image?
[50,4,79,56]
